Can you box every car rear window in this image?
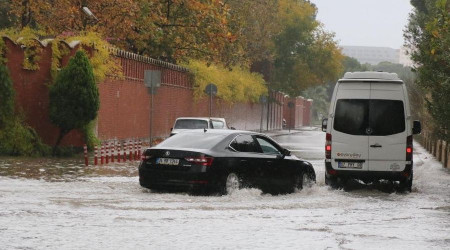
[174,119,208,129]
[157,133,227,149]
[230,135,261,153]
[334,99,405,136]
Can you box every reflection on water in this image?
[0,157,139,181]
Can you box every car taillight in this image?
[185,156,214,166]
[325,133,332,159]
[406,135,413,161]
[141,154,152,161]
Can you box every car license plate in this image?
[338,161,363,169]
[156,158,180,165]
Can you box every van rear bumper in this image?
[325,162,412,182]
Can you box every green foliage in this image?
[0,1,12,30]
[184,60,268,103]
[405,0,450,141]
[0,36,6,64]
[67,32,123,83]
[342,56,370,73]
[50,40,69,80]
[0,27,45,70]
[0,115,50,156]
[302,85,329,123]
[271,0,344,97]
[49,50,100,149]
[0,64,49,156]
[0,64,15,127]
[81,119,100,151]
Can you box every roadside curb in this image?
[264,126,320,137]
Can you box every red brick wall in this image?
[303,99,313,126]
[98,54,282,140]
[4,37,304,146]
[4,37,84,146]
[283,96,309,129]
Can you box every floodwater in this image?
[0,130,449,249]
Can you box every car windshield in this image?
[174,119,208,129]
[157,133,228,149]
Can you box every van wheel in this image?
[399,173,413,192]
[325,174,343,189]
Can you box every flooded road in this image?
[1,130,449,249]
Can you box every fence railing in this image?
[421,131,449,168]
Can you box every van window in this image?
[334,99,405,136]
[369,100,405,136]
[334,99,369,135]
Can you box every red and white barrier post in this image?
[106,144,109,164]
[129,140,133,161]
[94,145,98,165]
[84,144,88,166]
[111,142,115,163]
[138,140,142,160]
[123,141,127,162]
[101,144,104,165]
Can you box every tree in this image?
[271,0,343,97]
[0,0,13,29]
[0,63,15,128]
[49,50,99,152]
[8,0,139,42]
[133,0,235,64]
[404,0,450,141]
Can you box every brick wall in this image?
[4,37,84,146]
[283,96,313,128]
[4,37,305,146]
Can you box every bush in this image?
[0,63,50,156]
[0,115,50,156]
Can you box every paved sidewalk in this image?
[263,126,320,137]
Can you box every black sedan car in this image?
[139,130,316,195]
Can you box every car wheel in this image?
[294,171,314,191]
[224,172,240,195]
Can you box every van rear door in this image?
[331,82,370,171]
[368,83,407,172]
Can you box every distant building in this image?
[341,45,399,65]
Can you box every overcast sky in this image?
[309,0,414,49]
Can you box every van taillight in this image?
[406,135,413,161]
[326,133,332,159]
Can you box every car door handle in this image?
[370,144,382,148]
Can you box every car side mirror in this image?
[413,120,421,135]
[277,148,290,159]
[321,118,328,132]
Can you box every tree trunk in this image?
[438,140,442,162]
[52,128,69,156]
[444,141,449,168]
